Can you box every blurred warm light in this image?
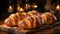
[26,4,28,7]
[56,5,60,10]
[25,4,30,9]
[16,4,24,12]
[17,6,21,11]
[9,5,13,10]
[20,8,24,11]
[8,5,14,12]
[9,6,12,9]
[25,4,28,9]
[17,6,20,10]
[32,3,38,8]
[17,4,20,10]
[33,5,37,8]
[18,8,24,12]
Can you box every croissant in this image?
[4,12,27,27]
[4,18,14,27]
[18,10,44,29]
[15,12,26,20]
[4,10,57,30]
[40,12,57,25]
[28,10,44,27]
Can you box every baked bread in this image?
[15,12,26,20]
[4,12,27,27]
[18,10,44,29]
[4,11,57,29]
[28,10,44,27]
[4,18,14,27]
[40,12,57,25]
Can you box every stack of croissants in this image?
[4,10,57,30]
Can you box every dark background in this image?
[0,0,58,20]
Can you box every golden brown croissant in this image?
[18,10,44,29]
[4,18,14,27]
[4,10,57,30]
[28,10,44,27]
[18,14,36,29]
[4,12,27,27]
[15,12,26,20]
[40,12,57,25]
[8,14,18,26]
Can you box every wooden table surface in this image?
[0,21,60,34]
